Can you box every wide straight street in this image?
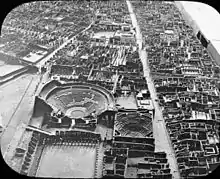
[126,1,180,178]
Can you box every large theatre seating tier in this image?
[38,81,115,120]
[46,88,107,117]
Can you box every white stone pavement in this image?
[126,1,180,178]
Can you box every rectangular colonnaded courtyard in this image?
[36,144,97,178]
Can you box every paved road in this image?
[126,1,180,178]
[36,22,93,68]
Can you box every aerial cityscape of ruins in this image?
[0,0,220,178]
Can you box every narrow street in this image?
[126,1,180,178]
